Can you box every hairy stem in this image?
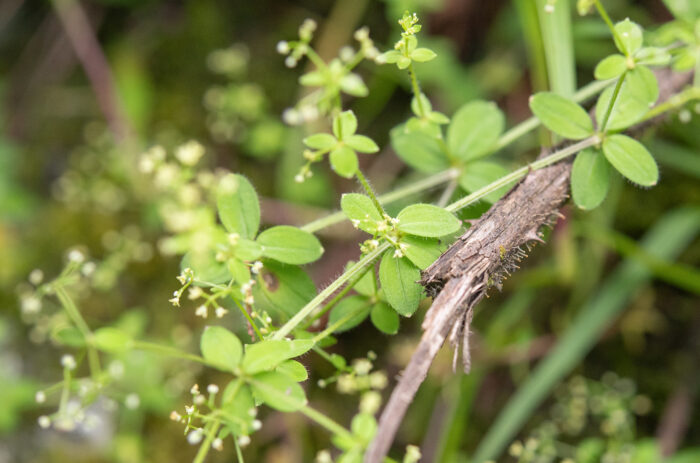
[356,168,387,217]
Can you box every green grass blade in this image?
[536,0,576,97]
[471,207,700,463]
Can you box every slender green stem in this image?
[301,264,373,329]
[600,71,627,133]
[193,419,221,463]
[407,63,425,115]
[272,242,390,340]
[234,438,245,462]
[132,341,212,366]
[594,0,624,51]
[54,285,102,380]
[302,168,459,233]
[59,367,71,413]
[299,405,356,443]
[642,86,700,121]
[356,168,387,216]
[446,137,600,213]
[312,300,372,343]
[233,298,263,340]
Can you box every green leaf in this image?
[235,238,263,261]
[458,161,511,204]
[381,50,402,63]
[256,225,323,265]
[411,93,432,117]
[351,413,378,442]
[401,235,446,270]
[228,258,250,284]
[602,134,658,186]
[200,326,243,371]
[390,125,450,173]
[595,79,649,131]
[217,174,260,239]
[529,92,594,140]
[626,65,658,105]
[447,101,504,161]
[346,135,379,153]
[613,19,643,56]
[332,110,358,140]
[397,56,411,69]
[220,382,255,435]
[329,145,359,178]
[241,339,314,374]
[379,251,422,317]
[635,47,671,67]
[340,193,383,234]
[328,295,371,332]
[340,73,369,97]
[370,302,399,334]
[345,261,375,296]
[571,148,611,210]
[181,250,231,285]
[52,325,86,347]
[276,360,308,382]
[594,54,627,80]
[299,71,325,86]
[93,327,132,353]
[253,260,316,318]
[251,371,307,412]
[397,204,461,238]
[410,48,437,62]
[303,133,337,150]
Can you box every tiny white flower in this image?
[244,294,255,305]
[282,108,301,125]
[238,435,251,447]
[194,394,205,405]
[108,360,125,378]
[169,296,180,307]
[61,354,76,370]
[212,437,224,451]
[339,46,355,62]
[125,393,140,410]
[188,286,203,300]
[300,105,319,122]
[228,233,240,246]
[187,429,203,445]
[294,173,305,183]
[68,249,85,263]
[252,261,264,274]
[354,27,369,41]
[252,419,262,430]
[35,391,46,403]
[276,40,290,54]
[285,56,297,68]
[185,405,195,415]
[81,261,96,276]
[215,307,228,318]
[351,219,360,228]
[175,141,205,166]
[190,384,200,395]
[207,384,219,395]
[38,416,51,429]
[679,109,692,123]
[138,155,155,173]
[195,305,208,318]
[169,411,182,421]
[544,3,554,13]
[29,269,44,285]
[21,296,41,314]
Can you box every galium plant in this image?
[18,2,700,462]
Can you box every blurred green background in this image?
[1,0,699,462]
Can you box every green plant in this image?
[14,2,700,463]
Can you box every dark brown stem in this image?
[51,0,131,142]
[364,70,692,463]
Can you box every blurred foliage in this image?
[1,0,699,462]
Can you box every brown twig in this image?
[51,0,131,142]
[363,69,692,463]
